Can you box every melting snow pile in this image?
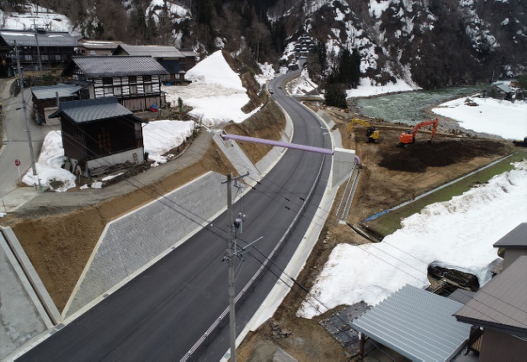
[163,50,260,126]
[22,131,76,192]
[298,160,527,319]
[432,97,527,140]
[143,120,195,164]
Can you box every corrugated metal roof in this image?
[31,83,82,100]
[351,285,470,362]
[493,223,527,248]
[454,256,527,337]
[72,56,169,78]
[116,44,184,58]
[0,29,79,47]
[54,97,131,124]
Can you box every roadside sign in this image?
[15,159,20,166]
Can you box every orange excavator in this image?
[398,118,439,147]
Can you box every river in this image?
[353,86,483,126]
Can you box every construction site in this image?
[1,81,523,360]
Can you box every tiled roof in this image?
[116,44,184,58]
[51,97,132,124]
[454,256,527,337]
[0,29,79,47]
[72,56,169,77]
[31,83,83,100]
[493,223,527,248]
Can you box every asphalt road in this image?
[18,72,333,361]
[0,83,48,198]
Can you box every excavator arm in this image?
[398,118,439,146]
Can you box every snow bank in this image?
[186,50,244,91]
[163,50,260,127]
[298,161,527,318]
[22,131,76,192]
[432,97,527,140]
[143,120,195,164]
[346,77,418,98]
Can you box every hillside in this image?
[1,0,525,90]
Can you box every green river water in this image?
[354,86,483,126]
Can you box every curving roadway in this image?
[17,71,333,361]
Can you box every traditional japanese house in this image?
[31,82,90,125]
[50,97,147,177]
[62,55,169,111]
[0,29,79,76]
[113,44,190,84]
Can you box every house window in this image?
[102,77,113,85]
[113,87,122,96]
[90,50,96,55]
[104,87,113,95]
[129,85,137,94]
[24,54,32,61]
[41,54,48,61]
[143,75,152,82]
[129,76,137,83]
[144,84,152,93]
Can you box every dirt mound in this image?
[379,139,506,172]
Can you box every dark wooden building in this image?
[113,44,190,84]
[50,97,146,177]
[62,56,169,111]
[0,29,79,76]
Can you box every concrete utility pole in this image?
[223,172,248,362]
[33,19,42,72]
[15,41,40,190]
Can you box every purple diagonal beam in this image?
[221,133,334,155]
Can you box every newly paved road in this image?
[18,72,332,361]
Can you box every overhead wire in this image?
[12,78,527,334]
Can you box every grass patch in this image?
[365,151,526,237]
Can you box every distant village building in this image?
[50,97,147,177]
[0,29,79,76]
[113,44,198,84]
[294,34,315,57]
[76,39,124,56]
[62,55,169,112]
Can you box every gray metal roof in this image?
[0,29,79,47]
[115,44,184,58]
[179,49,198,57]
[72,56,169,78]
[31,83,83,100]
[351,285,470,362]
[52,97,132,124]
[78,40,123,50]
[448,289,476,305]
[493,223,527,248]
[454,256,527,337]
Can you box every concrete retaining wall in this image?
[0,232,48,360]
[64,172,230,318]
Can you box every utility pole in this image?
[15,41,40,190]
[33,19,42,72]
[223,172,248,362]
